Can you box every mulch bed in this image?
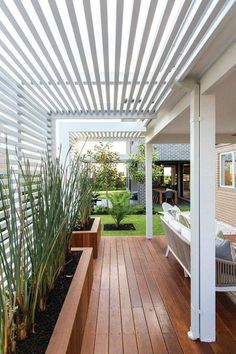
[104,223,136,231]
[16,251,82,354]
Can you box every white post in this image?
[199,95,216,342]
[145,142,153,239]
[189,87,216,342]
[189,85,200,340]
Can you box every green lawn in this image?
[97,203,190,236]
[99,214,164,236]
[97,189,126,199]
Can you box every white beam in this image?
[145,143,153,239]
[57,121,146,133]
[51,113,155,120]
[201,41,236,94]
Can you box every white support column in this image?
[199,94,216,342]
[189,85,200,341]
[189,86,216,342]
[145,142,153,239]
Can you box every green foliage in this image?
[76,163,95,229]
[129,204,146,214]
[0,145,87,352]
[87,142,120,206]
[128,143,163,183]
[109,191,131,227]
[92,205,109,215]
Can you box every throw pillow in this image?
[178,214,191,228]
[215,237,233,261]
[216,230,225,239]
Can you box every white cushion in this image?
[169,219,182,233]
[181,225,191,243]
[163,212,174,223]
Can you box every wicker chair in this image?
[161,217,236,292]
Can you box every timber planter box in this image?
[46,248,93,354]
[71,217,101,259]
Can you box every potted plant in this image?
[70,162,101,259]
[0,146,93,354]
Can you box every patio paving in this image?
[81,236,236,354]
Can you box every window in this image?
[220,152,236,188]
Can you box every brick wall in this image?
[216,144,236,226]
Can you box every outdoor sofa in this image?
[161,215,236,292]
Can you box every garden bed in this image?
[17,248,93,354]
[104,223,136,231]
[71,217,101,258]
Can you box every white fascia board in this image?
[145,93,190,143]
[201,41,236,94]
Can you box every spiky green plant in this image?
[0,143,90,350]
[109,191,131,227]
[0,147,32,342]
[75,163,95,230]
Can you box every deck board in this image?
[81,236,236,354]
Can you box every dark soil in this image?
[16,251,82,354]
[104,223,136,231]
[73,217,94,231]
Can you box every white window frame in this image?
[220,151,236,189]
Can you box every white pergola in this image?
[1,0,236,344]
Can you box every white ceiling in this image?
[152,67,236,142]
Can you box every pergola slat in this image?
[137,0,191,114]
[125,0,158,114]
[119,0,141,114]
[83,0,104,113]
[14,0,83,113]
[131,0,174,114]
[0,34,58,112]
[147,0,220,113]
[114,0,124,112]
[0,3,71,112]
[100,0,110,113]
[66,0,98,113]
[31,0,86,113]
[49,0,90,113]
[152,1,230,113]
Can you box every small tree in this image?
[128,143,163,184]
[109,191,131,228]
[87,142,120,207]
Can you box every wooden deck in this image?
[81,237,236,354]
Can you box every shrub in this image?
[129,204,145,214]
[92,206,109,215]
[109,192,131,227]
